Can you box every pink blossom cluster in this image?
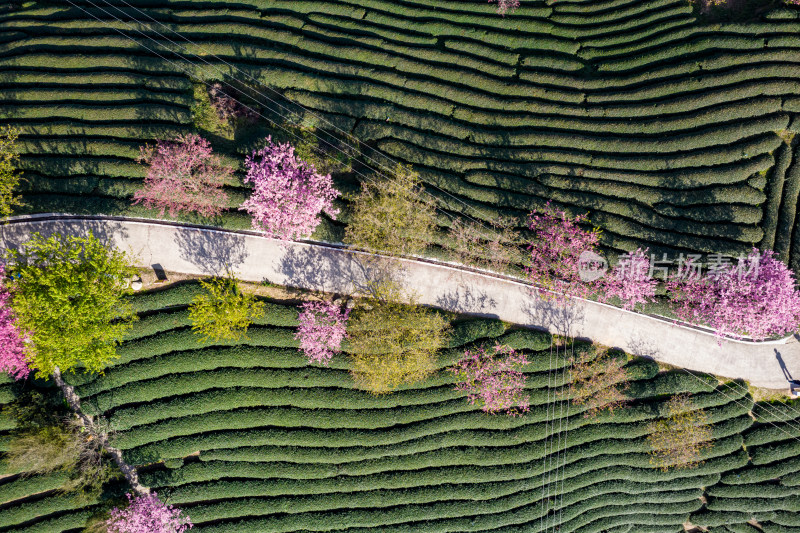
[490,0,520,15]
[240,137,340,241]
[450,343,530,417]
[601,248,658,310]
[106,492,192,533]
[295,300,350,366]
[526,202,602,299]
[134,134,232,218]
[0,265,29,380]
[667,248,800,340]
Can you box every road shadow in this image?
[278,246,412,301]
[0,218,132,262]
[278,245,362,297]
[626,332,663,361]
[435,272,498,315]
[175,228,248,276]
[520,291,585,339]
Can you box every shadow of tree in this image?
[0,218,131,261]
[277,245,409,300]
[434,273,498,316]
[521,292,585,339]
[174,227,248,276]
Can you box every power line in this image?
[72,0,511,248]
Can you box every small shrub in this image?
[106,491,193,533]
[190,83,224,134]
[284,122,355,175]
[0,125,23,219]
[568,346,629,418]
[2,388,68,430]
[5,425,80,475]
[647,393,713,471]
[295,300,350,366]
[62,416,120,500]
[189,277,266,343]
[450,343,530,416]
[490,0,520,15]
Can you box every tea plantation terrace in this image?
[3,0,800,263]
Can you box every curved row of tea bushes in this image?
[31,283,794,531]
[3,0,800,262]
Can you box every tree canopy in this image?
[647,393,713,471]
[189,276,265,343]
[344,165,437,257]
[346,281,449,394]
[0,125,23,220]
[4,232,138,377]
[133,134,232,219]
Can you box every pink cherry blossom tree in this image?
[0,265,29,380]
[240,136,340,241]
[295,300,350,366]
[526,202,603,299]
[133,134,232,218]
[106,492,192,533]
[450,343,530,417]
[667,248,800,340]
[601,248,658,311]
[490,0,520,15]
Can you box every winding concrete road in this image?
[2,213,799,389]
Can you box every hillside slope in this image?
[2,0,800,262]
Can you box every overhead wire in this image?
[76,0,512,246]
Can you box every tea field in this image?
[2,0,800,262]
[2,281,800,532]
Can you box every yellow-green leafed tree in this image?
[5,232,138,377]
[647,392,713,471]
[344,164,437,257]
[0,126,23,219]
[189,276,265,343]
[346,279,449,394]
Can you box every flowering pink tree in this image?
[490,0,520,15]
[295,300,350,366]
[601,248,658,310]
[667,248,800,340]
[0,265,29,380]
[526,202,603,299]
[133,134,232,218]
[450,343,530,417]
[106,492,192,533]
[240,137,340,241]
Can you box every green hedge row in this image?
[0,491,94,529]
[0,471,70,505]
[133,423,743,489]
[112,380,746,450]
[0,69,190,90]
[120,393,746,463]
